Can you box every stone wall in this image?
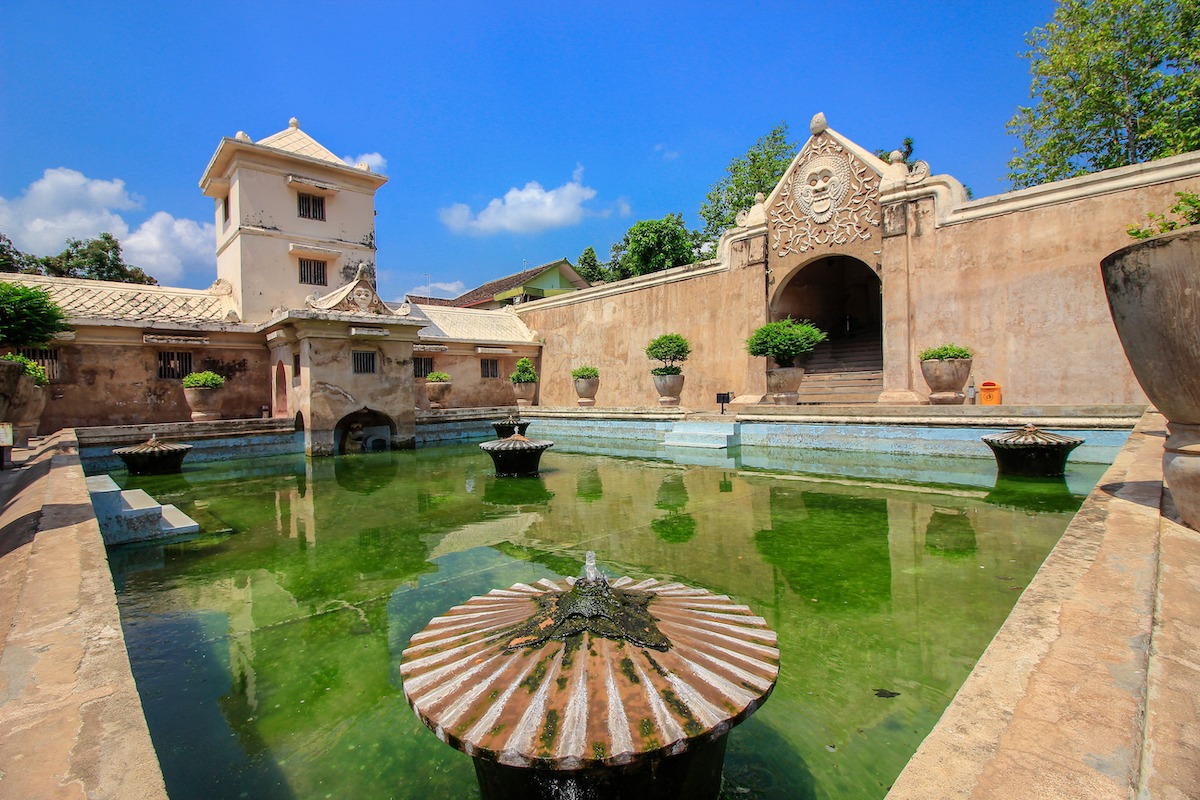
[41,327,271,431]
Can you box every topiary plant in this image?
[571,365,599,380]
[919,344,973,361]
[1,352,48,386]
[510,357,539,383]
[745,318,827,368]
[425,371,451,382]
[182,370,226,389]
[645,333,691,376]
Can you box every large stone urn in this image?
[423,380,452,410]
[766,366,805,405]
[652,373,685,407]
[512,381,537,407]
[183,387,224,422]
[920,358,972,405]
[10,377,47,446]
[1101,228,1200,529]
[573,376,599,407]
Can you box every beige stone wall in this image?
[518,246,769,410]
[885,173,1196,405]
[41,326,271,431]
[412,346,541,410]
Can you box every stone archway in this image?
[274,361,288,418]
[771,255,883,402]
[334,407,396,454]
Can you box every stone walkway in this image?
[0,433,166,800]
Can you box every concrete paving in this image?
[0,432,166,800]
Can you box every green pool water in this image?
[108,442,1102,800]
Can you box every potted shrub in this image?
[423,371,452,409]
[919,344,973,405]
[0,283,70,424]
[182,370,226,421]
[645,333,691,407]
[510,357,539,407]
[746,318,827,405]
[1,353,48,446]
[1102,197,1200,529]
[571,365,600,407]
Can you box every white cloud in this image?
[123,212,216,284]
[0,167,215,284]
[654,143,680,161]
[439,170,598,236]
[342,152,388,174]
[407,280,465,300]
[616,197,632,218]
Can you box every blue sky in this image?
[1,1,1054,300]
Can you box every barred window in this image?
[299,258,327,285]
[17,348,60,383]
[158,351,193,380]
[297,193,325,221]
[222,194,230,223]
[481,358,499,379]
[352,351,376,374]
[292,353,301,383]
[414,357,434,378]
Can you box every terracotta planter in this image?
[1101,228,1200,529]
[512,381,537,407]
[766,366,805,405]
[652,373,685,407]
[573,377,599,407]
[183,386,224,422]
[0,360,22,423]
[920,358,972,405]
[424,381,452,410]
[10,377,47,446]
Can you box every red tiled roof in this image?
[452,260,567,307]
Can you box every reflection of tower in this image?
[274,463,317,546]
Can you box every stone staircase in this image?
[662,421,740,449]
[796,330,884,405]
[86,474,199,545]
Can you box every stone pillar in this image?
[877,199,928,404]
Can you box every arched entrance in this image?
[772,256,882,402]
[334,407,396,454]
[274,361,288,418]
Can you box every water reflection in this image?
[112,446,1092,800]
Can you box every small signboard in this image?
[0,423,12,448]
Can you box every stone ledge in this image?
[0,432,167,800]
[887,410,1196,799]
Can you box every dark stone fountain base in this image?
[982,425,1084,478]
[473,734,728,800]
[479,435,553,477]
[112,436,193,475]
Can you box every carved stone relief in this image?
[769,136,880,256]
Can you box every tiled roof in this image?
[451,259,573,307]
[415,305,536,344]
[0,274,239,324]
[257,119,345,166]
[405,294,457,307]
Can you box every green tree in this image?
[0,232,158,284]
[608,214,694,280]
[576,246,606,284]
[1007,0,1200,188]
[874,137,915,167]
[0,283,71,347]
[697,121,797,247]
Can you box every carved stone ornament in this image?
[770,135,880,256]
[305,271,393,315]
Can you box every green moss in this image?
[619,657,640,684]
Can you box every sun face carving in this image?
[770,135,880,256]
[794,155,851,223]
[351,285,374,311]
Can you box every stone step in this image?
[159,504,200,536]
[120,489,163,520]
[662,421,740,449]
[796,391,883,404]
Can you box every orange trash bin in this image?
[980,381,1001,405]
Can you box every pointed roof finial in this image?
[235,130,251,142]
[890,149,905,164]
[810,112,828,135]
[288,116,300,129]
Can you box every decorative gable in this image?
[306,264,403,315]
[769,113,882,257]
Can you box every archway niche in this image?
[334,408,397,454]
[274,361,288,417]
[773,255,882,373]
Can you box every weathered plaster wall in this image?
[518,241,769,411]
[885,177,1194,405]
[413,347,541,410]
[41,327,271,431]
